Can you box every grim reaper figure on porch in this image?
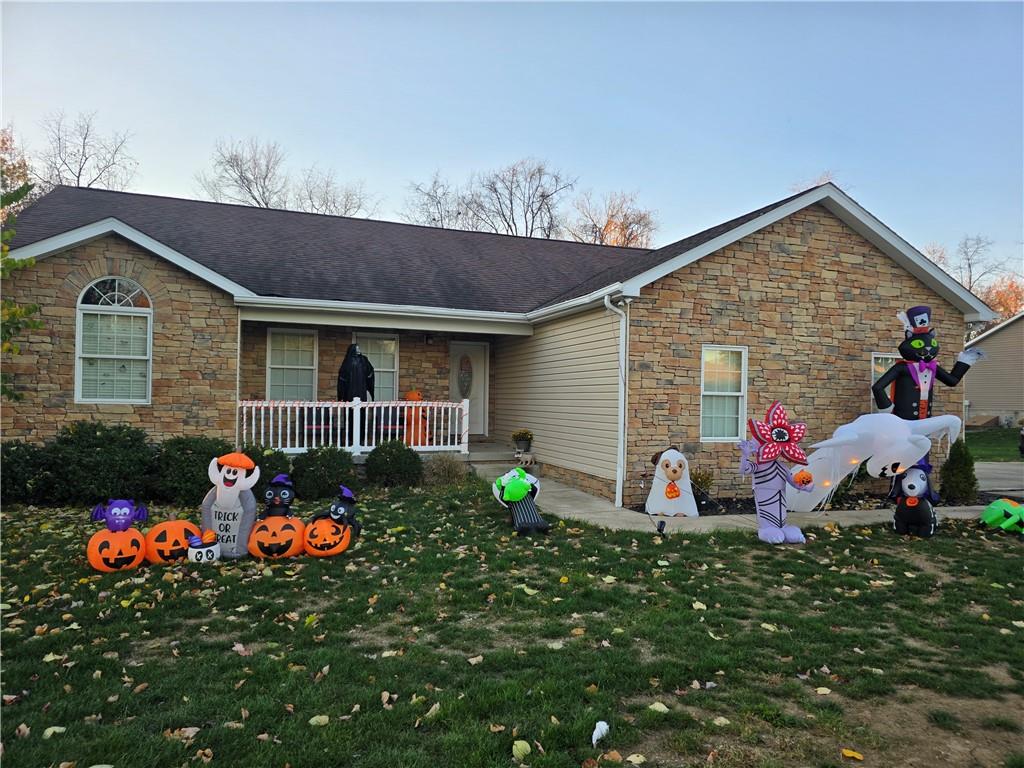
[337,344,376,444]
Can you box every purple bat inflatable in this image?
[91,499,148,532]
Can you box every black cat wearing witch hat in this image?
[871,305,985,421]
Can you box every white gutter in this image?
[526,283,624,323]
[234,294,531,325]
[604,294,628,508]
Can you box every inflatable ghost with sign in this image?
[787,412,961,513]
[646,447,698,517]
[739,401,814,545]
[200,452,260,559]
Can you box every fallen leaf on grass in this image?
[132,683,149,694]
[591,720,609,746]
[692,601,707,611]
[571,627,586,636]
[231,642,252,657]
[308,715,329,727]
[815,687,832,695]
[547,641,564,650]
[712,716,730,726]
[223,721,244,729]
[585,683,599,694]
[467,655,484,666]
[601,576,617,584]
[603,750,623,763]
[515,584,539,596]
[841,748,864,761]
[647,702,670,713]
[42,725,66,739]
[760,623,778,632]
[512,740,531,761]
[489,723,505,733]
[626,755,647,765]
[42,652,64,663]
[424,702,440,720]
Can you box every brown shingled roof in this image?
[11,185,823,314]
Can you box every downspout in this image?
[235,308,242,448]
[604,295,628,508]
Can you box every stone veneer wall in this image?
[623,204,965,507]
[1,234,238,443]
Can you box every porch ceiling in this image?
[238,305,533,336]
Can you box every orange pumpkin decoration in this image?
[303,516,352,557]
[248,517,305,559]
[145,519,201,564]
[793,470,813,487]
[87,528,147,573]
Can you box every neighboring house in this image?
[964,312,1024,426]
[4,183,993,506]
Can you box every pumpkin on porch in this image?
[87,528,147,573]
[303,515,352,557]
[248,516,305,559]
[145,519,201,564]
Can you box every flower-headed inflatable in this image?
[739,401,814,545]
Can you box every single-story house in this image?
[4,183,994,507]
[964,312,1024,426]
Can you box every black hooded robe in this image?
[336,345,375,402]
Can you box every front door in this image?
[449,341,489,435]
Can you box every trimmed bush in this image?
[291,446,358,500]
[40,421,157,504]
[365,440,423,487]
[423,453,469,487]
[1,440,45,504]
[939,438,978,504]
[153,436,233,505]
[238,444,291,499]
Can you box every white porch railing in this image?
[237,398,471,455]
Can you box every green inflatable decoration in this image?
[979,498,1024,533]
[493,467,536,504]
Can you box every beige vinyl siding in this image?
[965,317,1024,422]
[492,307,620,481]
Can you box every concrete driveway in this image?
[975,461,1024,495]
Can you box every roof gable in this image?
[966,311,1024,347]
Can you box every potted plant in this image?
[512,429,533,452]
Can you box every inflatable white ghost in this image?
[787,412,961,513]
[645,447,699,517]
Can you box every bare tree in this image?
[461,159,575,238]
[400,172,469,229]
[566,190,657,248]
[196,138,290,208]
[32,111,137,191]
[924,234,1008,293]
[293,166,377,217]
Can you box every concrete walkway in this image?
[976,461,1024,496]
[536,478,986,533]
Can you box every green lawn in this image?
[2,482,1023,768]
[966,427,1024,462]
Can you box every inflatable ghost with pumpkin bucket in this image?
[645,447,698,517]
[200,452,260,559]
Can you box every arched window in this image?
[76,277,152,403]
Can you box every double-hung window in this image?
[76,277,152,403]
[354,334,398,401]
[700,345,747,441]
[266,329,318,400]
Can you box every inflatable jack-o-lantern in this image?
[145,519,201,564]
[303,515,352,557]
[248,516,305,559]
[87,528,147,573]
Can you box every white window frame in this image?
[699,344,748,442]
[265,327,319,401]
[75,277,153,405]
[353,332,400,401]
[871,351,900,412]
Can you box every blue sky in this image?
[3,2,1022,264]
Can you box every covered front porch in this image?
[233,311,530,459]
